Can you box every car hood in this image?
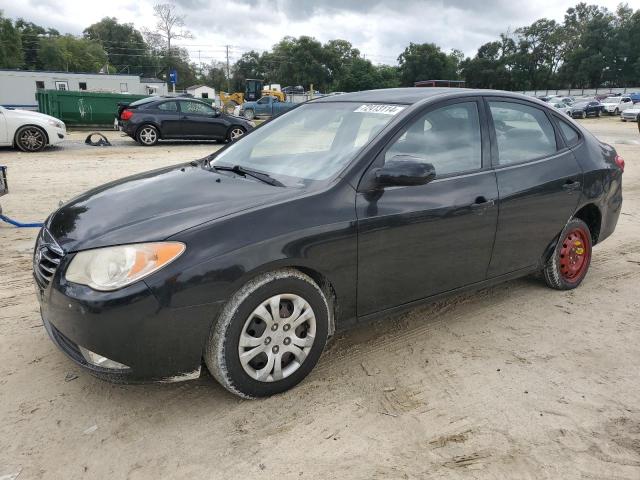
[601,102,619,106]
[623,108,640,114]
[46,162,297,252]
[6,108,63,124]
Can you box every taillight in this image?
[615,154,625,172]
[120,109,133,121]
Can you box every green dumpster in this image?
[36,90,149,127]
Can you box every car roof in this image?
[310,87,538,105]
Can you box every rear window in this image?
[129,97,159,107]
[557,118,580,147]
[489,101,557,165]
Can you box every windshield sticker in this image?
[354,104,406,115]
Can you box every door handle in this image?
[562,179,581,191]
[470,197,495,209]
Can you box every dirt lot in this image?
[1,119,639,479]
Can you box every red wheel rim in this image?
[559,227,591,282]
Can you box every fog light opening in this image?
[79,346,129,370]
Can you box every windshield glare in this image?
[211,102,404,185]
[603,97,619,103]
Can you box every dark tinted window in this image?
[180,100,214,115]
[35,81,45,89]
[557,118,580,147]
[130,97,160,107]
[489,101,557,164]
[384,102,482,176]
[158,101,178,111]
[79,82,87,91]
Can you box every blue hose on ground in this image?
[0,214,43,228]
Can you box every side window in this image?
[158,101,178,112]
[488,101,557,165]
[384,102,482,177]
[180,101,213,115]
[556,118,580,147]
[257,97,269,105]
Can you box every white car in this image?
[0,106,66,152]
[550,101,571,115]
[620,106,640,122]
[600,96,634,115]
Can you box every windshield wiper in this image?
[212,164,284,187]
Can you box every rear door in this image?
[178,100,226,138]
[356,98,499,315]
[485,98,582,278]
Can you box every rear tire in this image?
[543,218,592,290]
[15,126,47,152]
[136,125,159,146]
[205,270,329,398]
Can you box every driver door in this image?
[178,100,225,138]
[356,98,499,315]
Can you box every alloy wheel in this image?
[139,127,157,145]
[18,127,45,152]
[230,128,245,141]
[237,293,316,382]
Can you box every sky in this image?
[1,0,635,65]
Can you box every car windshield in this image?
[210,102,404,185]
[603,97,619,103]
[573,102,588,108]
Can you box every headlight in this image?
[65,242,185,291]
[47,119,64,129]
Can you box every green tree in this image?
[397,43,460,86]
[0,11,24,68]
[37,35,108,72]
[84,17,156,76]
[15,19,59,69]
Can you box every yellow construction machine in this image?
[219,79,285,114]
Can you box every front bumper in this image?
[48,126,66,145]
[35,262,219,383]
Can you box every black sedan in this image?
[119,97,254,146]
[35,88,623,398]
[570,100,604,119]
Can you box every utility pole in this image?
[226,45,231,92]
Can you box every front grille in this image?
[33,228,64,289]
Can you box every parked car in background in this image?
[0,105,66,152]
[119,97,254,146]
[570,100,603,118]
[240,96,297,120]
[620,105,640,122]
[550,101,571,115]
[627,92,640,104]
[35,88,623,398]
[601,96,634,115]
[558,96,575,105]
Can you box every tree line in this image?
[1,2,639,93]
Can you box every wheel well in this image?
[293,266,338,337]
[574,204,601,244]
[14,124,49,146]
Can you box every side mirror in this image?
[375,156,436,187]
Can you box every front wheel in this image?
[227,126,245,142]
[543,218,592,290]
[136,125,159,146]
[15,126,47,152]
[205,269,330,398]
[581,111,587,119]
[243,109,255,120]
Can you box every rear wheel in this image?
[15,126,47,152]
[136,125,159,146]
[543,218,592,290]
[204,269,330,398]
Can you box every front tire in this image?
[243,109,255,120]
[581,111,587,119]
[15,126,47,152]
[136,125,159,146]
[227,126,245,142]
[543,218,592,290]
[205,269,330,398]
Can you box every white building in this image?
[186,85,216,99]
[0,70,168,109]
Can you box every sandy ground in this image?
[1,120,639,479]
